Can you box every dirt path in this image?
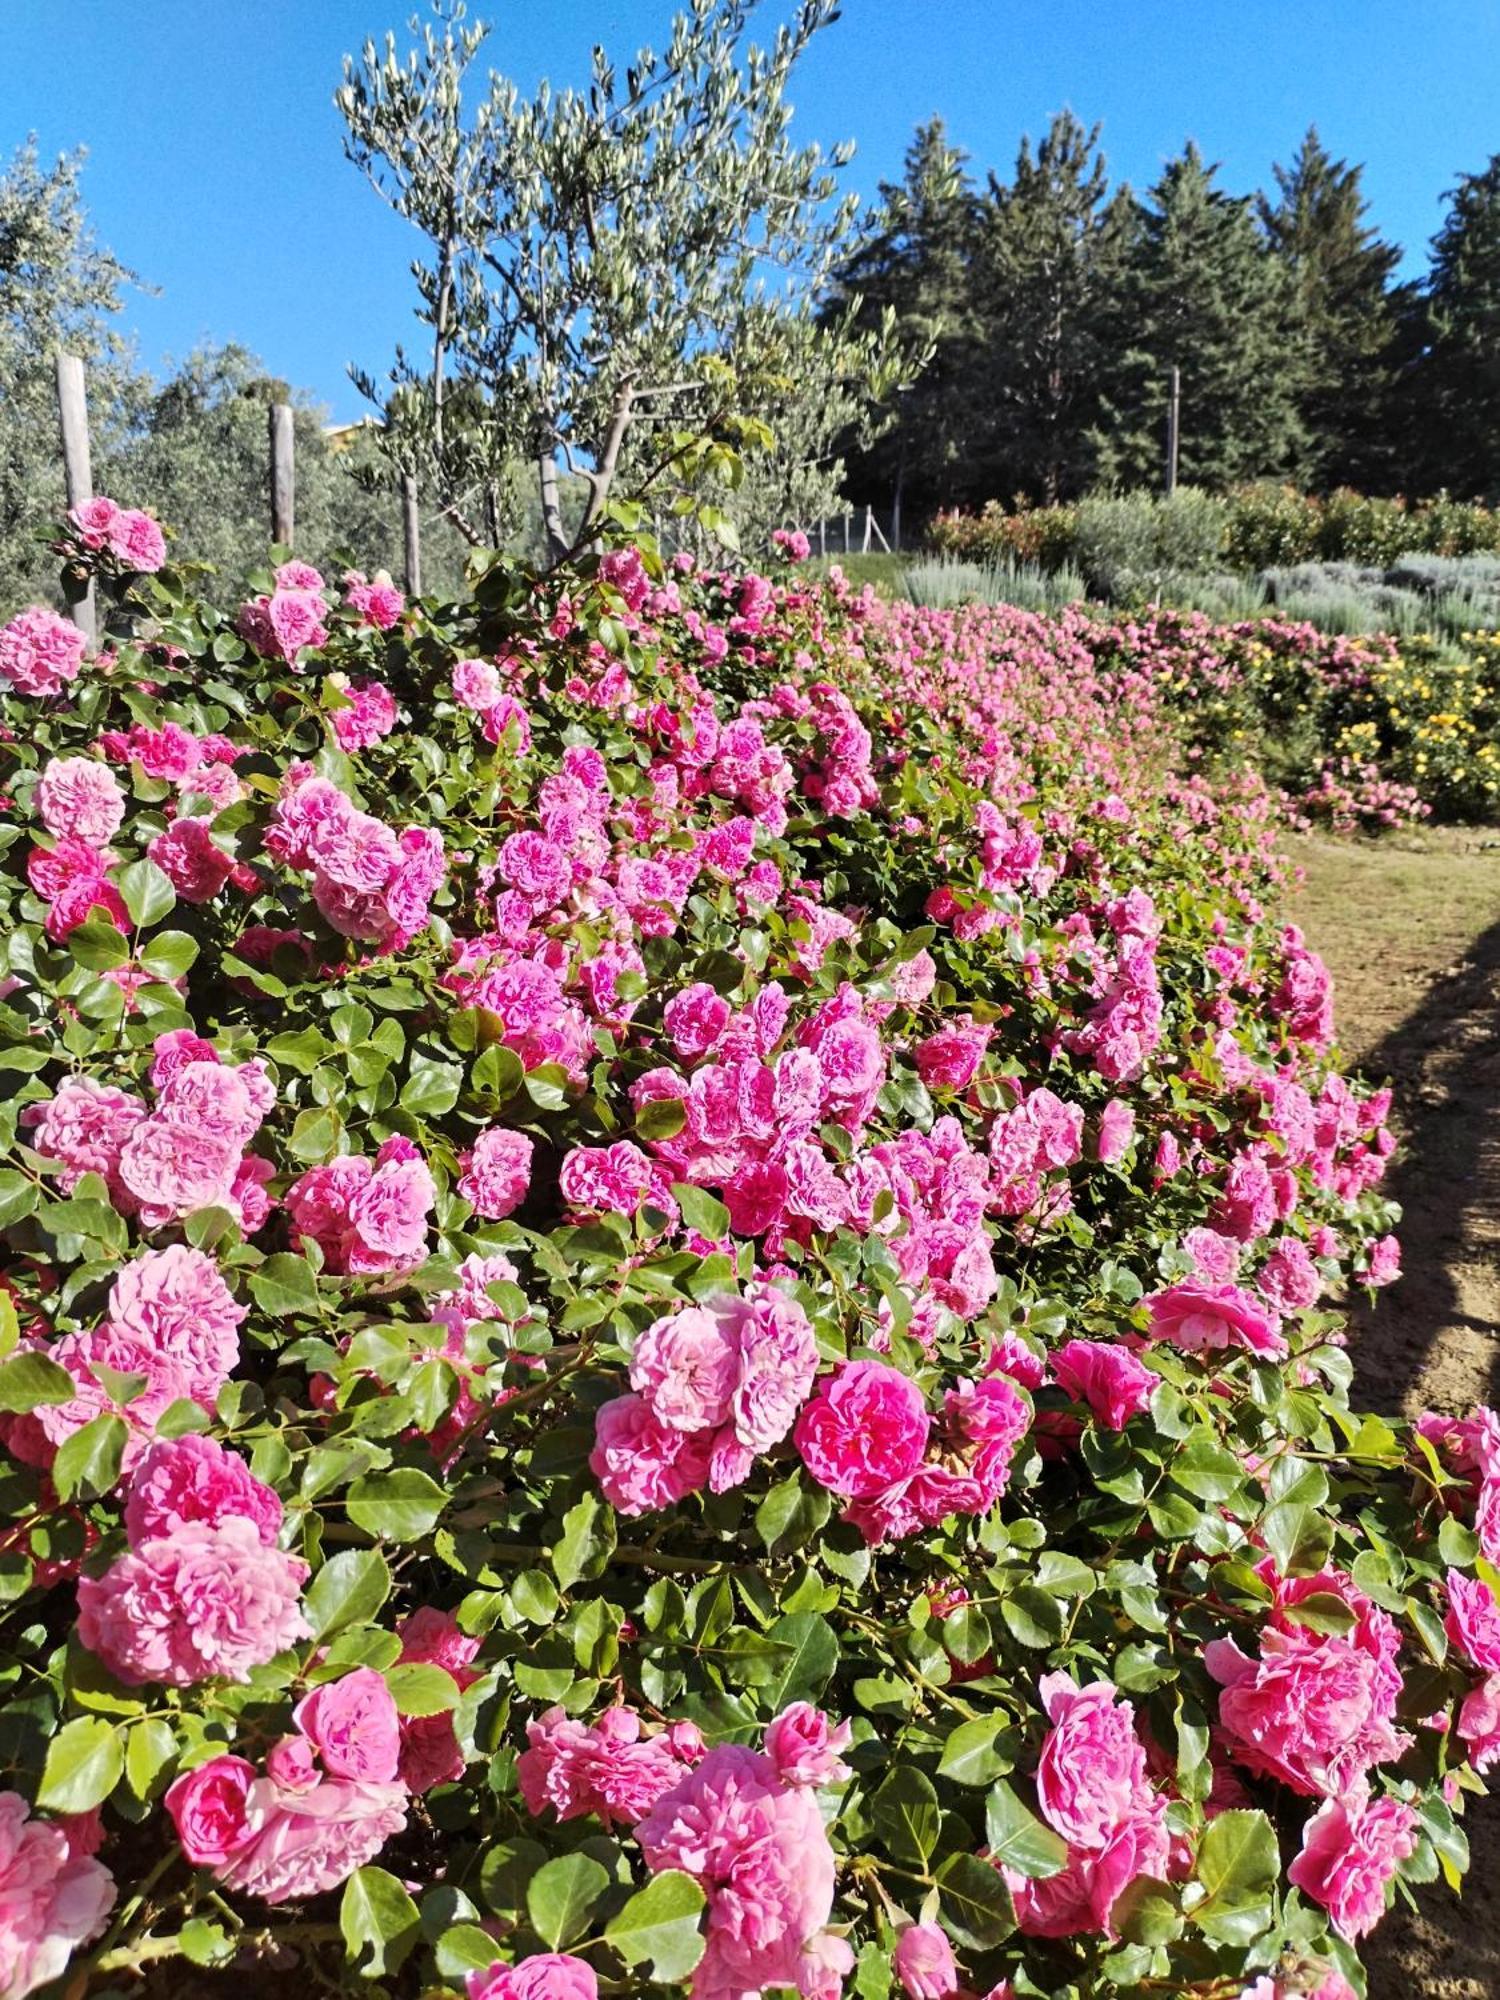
[1289,828,1500,1999]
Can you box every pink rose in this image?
[216,1773,407,1903]
[69,496,122,548]
[77,1517,309,1686]
[0,1790,115,1998]
[1096,1098,1135,1164]
[33,756,125,844]
[1144,1281,1286,1360]
[913,1019,990,1093]
[1287,1791,1418,1938]
[1035,1672,1149,1848]
[107,507,167,571]
[894,1921,958,1999]
[165,1756,258,1866]
[124,1435,281,1548]
[590,1395,712,1516]
[467,1955,598,2000]
[1052,1340,1155,1430]
[630,1305,737,1432]
[458,1126,534,1221]
[764,1703,852,1789]
[795,1361,929,1498]
[294,1667,402,1783]
[0,606,88,696]
[1446,1570,1500,1671]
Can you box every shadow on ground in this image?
[1291,840,1500,1999]
[1348,911,1500,1419]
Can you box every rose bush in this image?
[0,507,1488,1998]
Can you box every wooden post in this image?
[54,351,96,644]
[817,517,826,557]
[270,403,295,547]
[1165,365,1181,497]
[862,505,872,554]
[843,510,851,554]
[401,473,422,598]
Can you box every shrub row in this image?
[929,486,1500,591]
[0,510,1492,1999]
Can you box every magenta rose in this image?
[1287,1792,1418,1938]
[1143,1281,1286,1359]
[1447,1570,1500,1671]
[467,1955,599,2000]
[763,1702,852,1789]
[165,1755,258,1866]
[1034,1672,1149,1848]
[794,1361,930,1498]
[294,1667,402,1783]
[1052,1340,1155,1431]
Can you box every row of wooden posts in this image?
[51,351,425,644]
[53,349,895,645]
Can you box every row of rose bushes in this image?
[0,502,1491,2000]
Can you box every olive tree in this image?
[338,0,902,557]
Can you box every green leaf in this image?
[347,1466,449,1541]
[870,1765,941,1866]
[117,857,176,927]
[138,929,200,979]
[385,1662,458,1716]
[479,1836,547,1916]
[37,1715,123,1812]
[552,1491,616,1590]
[936,1851,1016,1949]
[1192,1808,1279,1946]
[0,1350,75,1412]
[124,1717,179,1801]
[179,1918,236,1967]
[249,1252,320,1316]
[938,1716,1015,1787]
[637,1097,688,1141]
[999,1584,1065,1649]
[52,1412,126,1501]
[604,1868,707,1981]
[671,1183,730,1239]
[287,1104,343,1163]
[763,1610,839,1710]
[340,1865,421,1977]
[68,914,131,970]
[526,1852,608,1949]
[400,1053,464,1117]
[433,1924,502,1979]
[755,1472,832,1554]
[303,1547,392,1640]
[983,1781,1068,1879]
[0,1170,38,1229]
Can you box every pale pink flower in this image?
[124,1435,280,1548]
[33,756,125,844]
[1287,1791,1418,1938]
[459,1126,534,1220]
[0,606,88,696]
[894,1921,958,1999]
[466,1956,598,2000]
[294,1668,402,1783]
[0,1789,115,1998]
[107,1245,245,1401]
[76,1518,309,1685]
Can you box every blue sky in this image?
[4,0,1499,422]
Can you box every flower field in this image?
[0,510,1495,2000]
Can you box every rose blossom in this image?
[33,756,125,844]
[0,1789,116,1997]
[1052,1339,1155,1431]
[0,606,88,696]
[459,1126,535,1220]
[1143,1281,1286,1360]
[165,1756,258,1867]
[894,1922,958,1999]
[124,1435,281,1548]
[294,1668,402,1783]
[76,1517,309,1685]
[1287,1791,1418,1939]
[106,1244,245,1401]
[764,1703,852,1789]
[1035,1672,1150,1848]
[1446,1570,1500,1671]
[794,1360,929,1497]
[467,1957,598,2000]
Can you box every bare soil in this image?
[1288,827,1500,1998]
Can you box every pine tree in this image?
[1093,144,1306,490]
[1406,156,1500,497]
[826,118,982,534]
[969,111,1133,502]
[1259,126,1400,489]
